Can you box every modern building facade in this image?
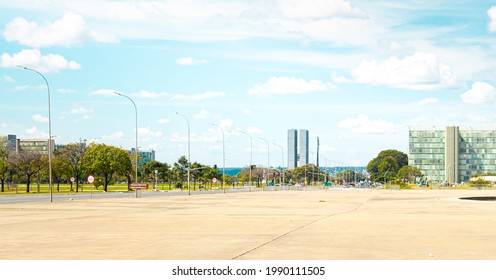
[287,129,297,169]
[287,129,309,169]
[409,126,496,183]
[0,134,17,152]
[16,138,55,155]
[130,148,156,166]
[299,129,309,167]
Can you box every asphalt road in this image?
[0,187,264,204]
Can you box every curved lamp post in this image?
[176,112,191,195]
[114,92,139,186]
[18,66,53,202]
[257,137,270,188]
[273,143,284,187]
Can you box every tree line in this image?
[0,141,425,193]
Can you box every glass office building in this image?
[287,129,309,169]
[409,126,496,183]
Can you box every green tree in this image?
[58,141,86,192]
[0,146,9,192]
[8,151,44,193]
[83,143,132,192]
[367,149,408,181]
[396,166,423,183]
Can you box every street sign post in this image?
[129,183,148,198]
[87,175,95,199]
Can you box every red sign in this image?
[129,183,149,190]
[87,175,95,184]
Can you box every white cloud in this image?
[138,127,162,138]
[13,85,30,92]
[70,106,93,114]
[243,109,252,115]
[331,73,352,84]
[1,49,81,73]
[57,88,75,94]
[133,90,169,99]
[3,12,116,48]
[173,91,225,101]
[351,52,457,90]
[92,89,116,96]
[176,57,208,65]
[319,144,336,153]
[460,82,496,104]
[193,109,209,120]
[157,118,170,124]
[219,118,233,131]
[25,126,48,138]
[488,7,496,32]
[415,98,438,106]
[32,114,48,123]
[277,0,367,19]
[247,76,332,96]
[337,114,394,134]
[3,75,15,83]
[247,126,262,134]
[0,1,379,45]
[102,131,125,141]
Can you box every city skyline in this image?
[2,1,496,167]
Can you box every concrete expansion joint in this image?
[231,201,366,260]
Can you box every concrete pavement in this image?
[1,188,496,260]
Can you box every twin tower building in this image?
[287,129,309,169]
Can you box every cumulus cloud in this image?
[337,114,394,134]
[25,126,48,138]
[248,76,332,96]
[102,131,125,141]
[351,52,457,90]
[173,91,225,101]
[488,7,496,32]
[57,88,75,94]
[1,49,81,73]
[138,127,162,138]
[4,12,116,48]
[92,89,116,96]
[157,118,170,124]
[32,114,48,123]
[461,82,496,104]
[193,109,209,120]
[70,106,93,114]
[246,126,262,134]
[176,57,208,65]
[133,90,169,98]
[277,0,367,19]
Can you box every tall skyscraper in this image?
[287,129,297,169]
[299,129,309,167]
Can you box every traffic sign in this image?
[212,178,218,183]
[70,177,75,183]
[129,183,149,190]
[87,175,95,184]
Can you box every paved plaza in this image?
[1,188,496,260]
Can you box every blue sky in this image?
[1,0,496,168]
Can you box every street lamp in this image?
[257,137,270,188]
[18,66,53,203]
[114,92,139,187]
[273,143,284,188]
[240,131,253,192]
[176,112,191,195]
[211,124,225,193]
